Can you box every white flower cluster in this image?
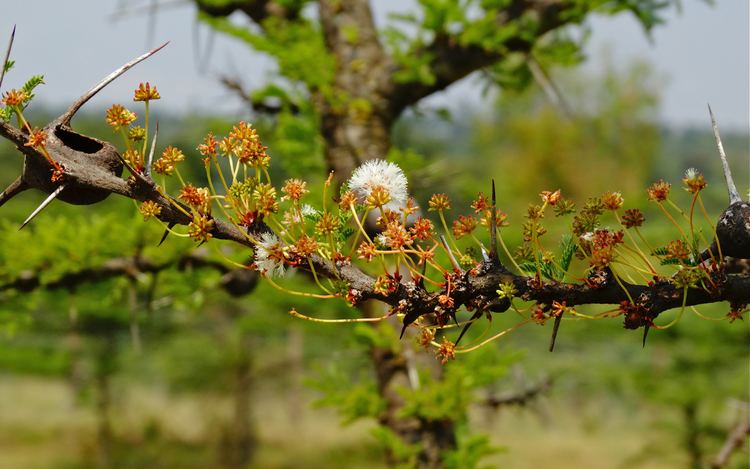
[254,232,287,278]
[348,159,408,210]
[684,168,699,180]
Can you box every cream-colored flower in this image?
[348,159,408,211]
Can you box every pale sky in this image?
[0,1,748,131]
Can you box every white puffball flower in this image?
[348,159,408,210]
[580,232,594,243]
[301,204,319,217]
[254,232,287,278]
[374,233,389,248]
[684,168,699,179]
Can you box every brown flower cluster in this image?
[179,184,211,214]
[105,104,137,130]
[428,193,451,212]
[133,82,161,102]
[584,229,624,269]
[139,200,162,220]
[224,121,269,168]
[622,208,645,228]
[647,179,671,202]
[452,215,477,239]
[152,145,185,175]
[281,179,308,202]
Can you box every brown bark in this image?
[317,0,394,181]
[367,303,457,469]
[219,333,256,469]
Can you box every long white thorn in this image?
[0,25,16,91]
[146,121,158,178]
[708,104,741,205]
[19,184,66,230]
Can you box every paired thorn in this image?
[116,152,149,184]
[158,222,175,246]
[0,176,28,208]
[708,104,741,205]
[642,324,650,348]
[0,25,16,91]
[58,41,169,126]
[146,121,159,178]
[549,311,563,352]
[19,184,66,230]
[440,234,462,272]
[455,310,483,346]
[490,179,498,261]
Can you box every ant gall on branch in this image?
[0,40,748,363]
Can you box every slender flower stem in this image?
[690,306,727,321]
[455,320,531,353]
[174,167,186,187]
[438,211,460,254]
[289,308,391,323]
[213,159,230,193]
[498,230,524,274]
[265,276,336,299]
[307,259,334,295]
[611,269,635,304]
[142,101,149,157]
[697,195,723,261]
[653,288,687,329]
[155,219,189,237]
[349,204,373,244]
[614,212,657,274]
[656,201,688,241]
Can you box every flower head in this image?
[133,82,161,102]
[105,104,136,130]
[2,89,29,107]
[281,178,308,202]
[601,192,624,211]
[188,214,214,243]
[139,200,162,220]
[436,337,456,364]
[255,233,287,278]
[428,193,451,212]
[622,208,645,229]
[682,168,707,194]
[128,126,146,142]
[647,179,671,202]
[348,159,407,211]
[25,128,47,149]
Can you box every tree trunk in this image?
[94,337,116,469]
[317,0,395,182]
[219,333,256,469]
[683,402,703,469]
[365,302,456,469]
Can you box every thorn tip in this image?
[19,184,65,230]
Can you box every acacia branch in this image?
[1,43,748,344]
[485,377,552,409]
[2,106,749,337]
[388,0,572,117]
[0,251,259,297]
[220,76,300,115]
[194,0,303,24]
[710,417,750,469]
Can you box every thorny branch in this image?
[485,377,552,409]
[0,43,749,353]
[0,250,259,297]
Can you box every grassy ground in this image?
[0,375,709,469]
